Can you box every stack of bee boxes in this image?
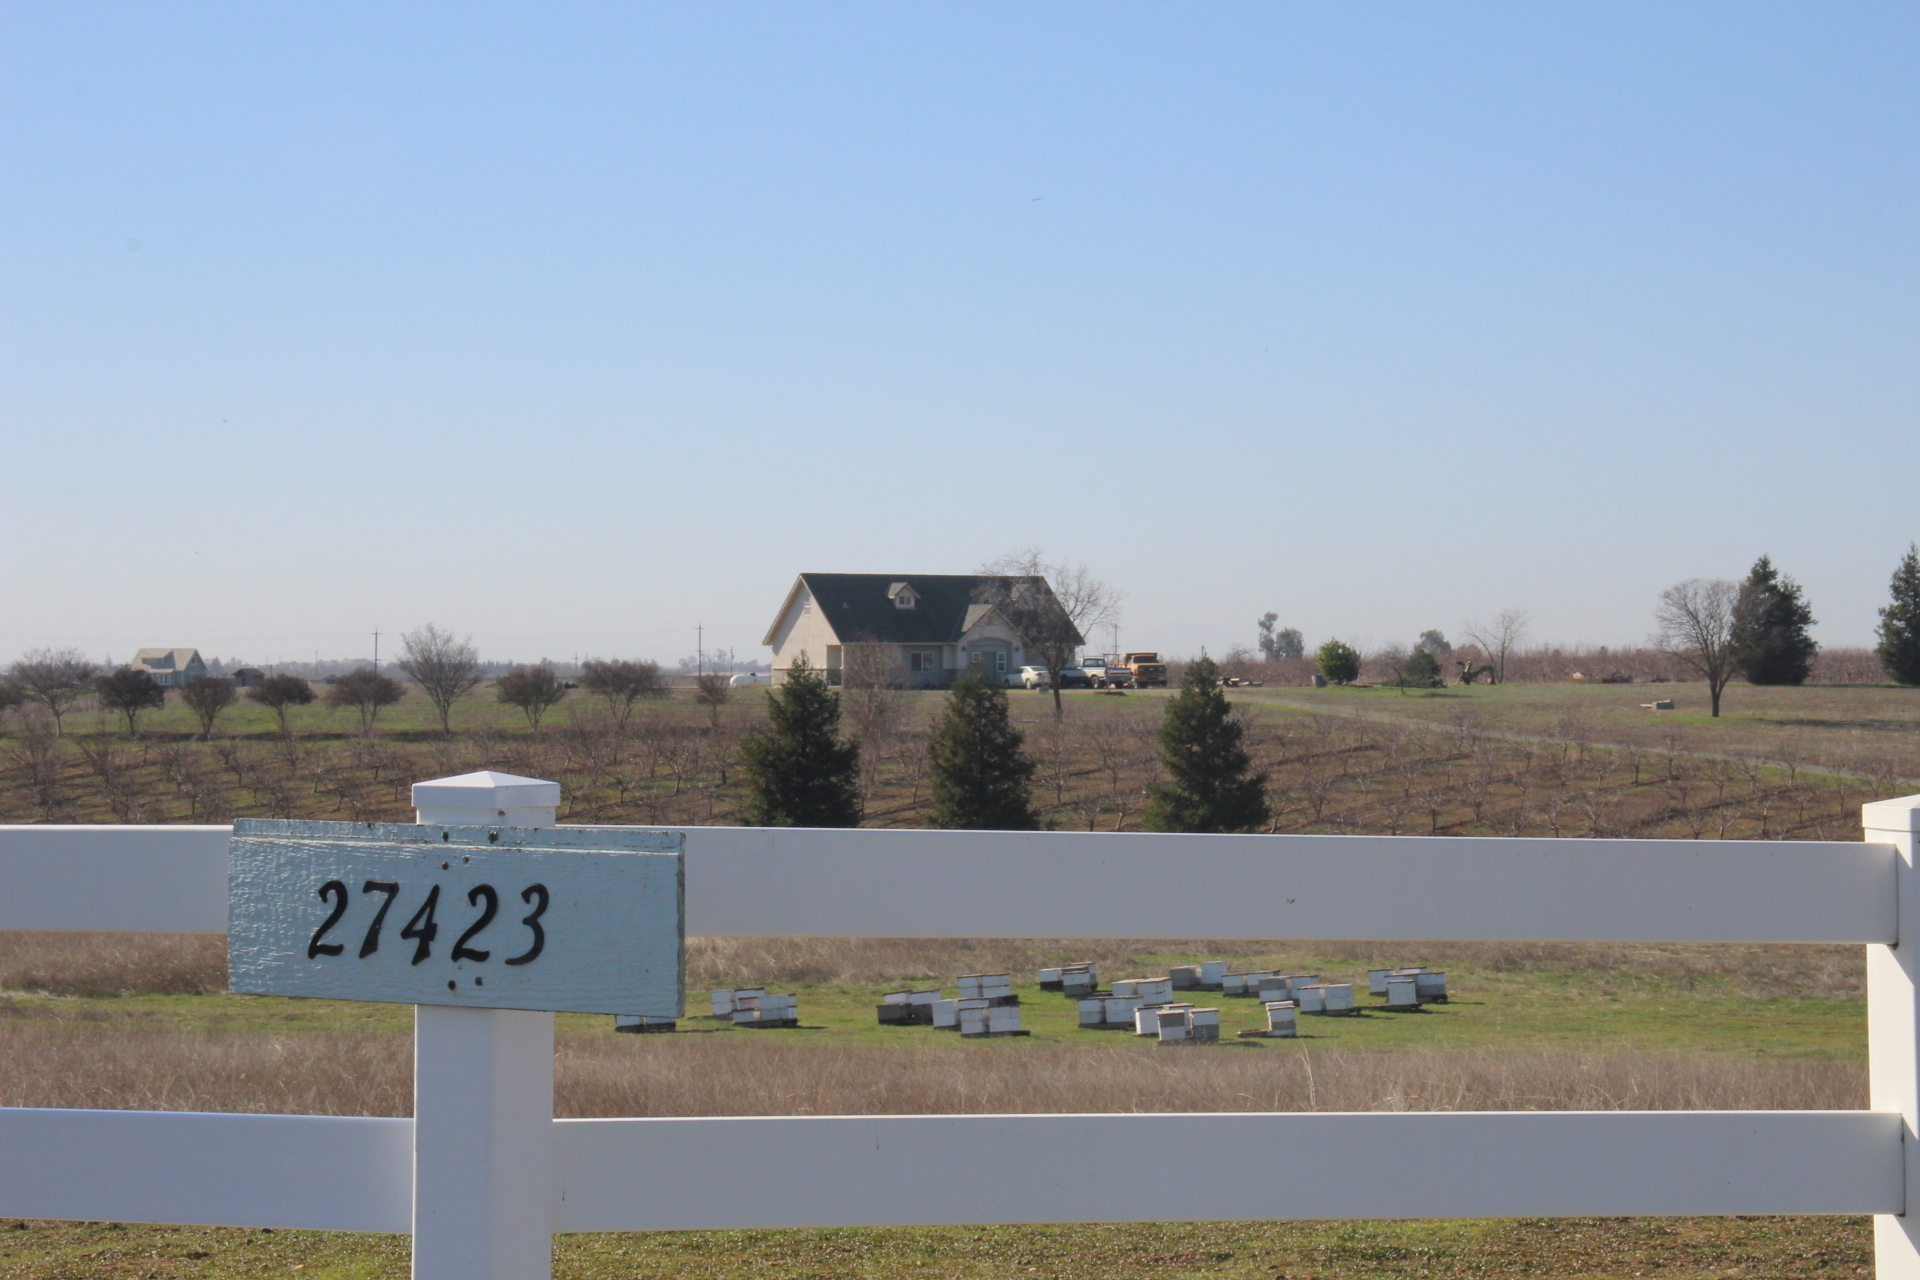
[1239,1001,1299,1038]
[935,973,1021,1035]
[1079,976,1174,1030]
[958,1003,1027,1037]
[1367,967,1447,1009]
[1292,982,1357,1015]
[876,989,943,1025]
[1038,963,1098,995]
[710,988,800,1027]
[1135,1004,1221,1044]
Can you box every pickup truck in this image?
[1079,655,1131,689]
[1118,652,1169,688]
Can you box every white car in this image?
[1019,665,1052,689]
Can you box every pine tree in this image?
[1728,555,1819,686]
[926,676,1039,830]
[1879,544,1920,686]
[1143,655,1269,834]
[739,654,862,827]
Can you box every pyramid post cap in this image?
[410,770,562,811]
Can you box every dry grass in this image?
[0,1021,1863,1119]
[0,932,1865,1002]
[689,935,1865,1001]
[0,930,226,996]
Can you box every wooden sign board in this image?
[228,819,682,1016]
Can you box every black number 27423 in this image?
[308,880,548,967]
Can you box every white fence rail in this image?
[0,823,1894,942]
[3,796,1918,1280]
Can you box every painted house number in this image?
[228,819,684,1016]
[306,877,549,971]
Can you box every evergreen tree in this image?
[739,653,862,827]
[1316,638,1360,685]
[1879,543,1920,686]
[1143,655,1269,834]
[1728,555,1819,686]
[926,676,1039,830]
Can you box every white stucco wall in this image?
[768,589,843,679]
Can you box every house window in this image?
[910,651,937,673]
[801,594,812,615]
[996,652,1008,673]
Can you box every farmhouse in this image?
[763,573,1083,688]
[131,647,207,688]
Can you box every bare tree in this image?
[579,658,666,728]
[396,624,483,736]
[181,676,237,739]
[7,648,97,735]
[247,673,315,737]
[496,663,568,730]
[1654,578,1741,717]
[840,644,905,805]
[1460,609,1530,684]
[978,549,1121,720]
[324,667,406,733]
[693,672,731,727]
[94,666,167,736]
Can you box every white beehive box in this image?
[1133,1005,1161,1036]
[1294,985,1326,1013]
[988,1005,1020,1034]
[1038,967,1062,986]
[1189,1008,1220,1041]
[1384,976,1420,1009]
[711,989,734,1017]
[1368,969,1394,996]
[933,998,959,1028]
[1136,978,1174,1004]
[1265,1001,1297,1036]
[1199,962,1226,985]
[1414,971,1448,1001]
[1112,979,1139,998]
[959,973,1013,1000]
[1103,995,1141,1025]
[1319,983,1355,1013]
[1155,1007,1189,1041]
[881,991,910,1005]
[1170,965,1201,989]
[1255,976,1292,1001]
[1221,973,1246,996]
[1062,970,1096,996]
[1078,998,1106,1027]
[909,990,939,1007]
[959,1005,990,1036]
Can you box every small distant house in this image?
[763,573,1084,688]
[131,648,207,688]
[231,667,267,688]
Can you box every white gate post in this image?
[1869,793,1920,1280]
[410,771,563,1280]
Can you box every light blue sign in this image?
[228,820,683,1016]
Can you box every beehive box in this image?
[959,973,1013,1001]
[1170,965,1202,990]
[1199,961,1227,988]
[1384,975,1421,1010]
[1414,971,1448,1002]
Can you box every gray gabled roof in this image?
[132,647,203,671]
[763,574,1083,648]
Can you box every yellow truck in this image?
[1118,652,1168,688]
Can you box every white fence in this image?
[3,798,1919,1280]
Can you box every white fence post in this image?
[410,771,562,1280]
[1869,793,1920,1280]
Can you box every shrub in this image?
[1316,638,1361,685]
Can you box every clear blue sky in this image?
[3,3,1914,667]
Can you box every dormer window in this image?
[888,582,918,610]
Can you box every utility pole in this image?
[373,630,380,672]
[697,624,704,679]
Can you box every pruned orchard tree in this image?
[578,659,666,727]
[396,624,483,737]
[495,663,568,730]
[246,673,315,736]
[738,653,862,827]
[94,666,167,736]
[1460,610,1529,684]
[693,672,731,727]
[7,648,98,736]
[323,668,406,733]
[926,675,1039,831]
[1655,578,1741,717]
[977,549,1119,720]
[181,676,236,739]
